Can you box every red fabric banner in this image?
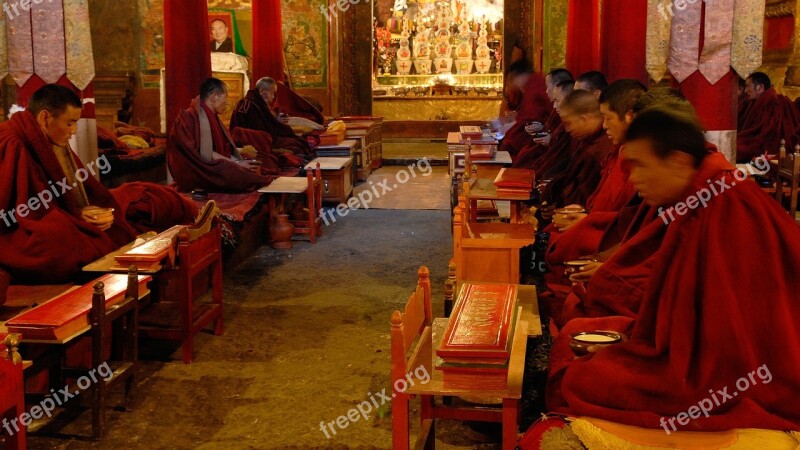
[566,0,601,76]
[164,0,212,132]
[681,70,737,131]
[600,0,648,84]
[252,0,285,82]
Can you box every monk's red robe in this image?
[499,74,552,159]
[168,97,275,192]
[542,127,612,207]
[110,182,198,234]
[230,88,313,156]
[273,82,324,125]
[737,88,800,162]
[513,123,573,180]
[0,112,136,283]
[511,109,562,166]
[548,152,800,431]
[545,145,637,270]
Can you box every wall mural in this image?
[281,0,329,88]
[139,0,165,88]
[543,0,568,72]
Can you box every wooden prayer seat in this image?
[11,268,147,440]
[138,219,224,364]
[391,267,541,450]
[774,143,800,219]
[258,163,324,248]
[452,182,534,286]
[1,334,26,450]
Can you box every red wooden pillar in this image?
[252,0,285,82]
[566,0,601,76]
[600,0,648,84]
[164,0,212,132]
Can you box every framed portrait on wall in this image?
[209,12,235,53]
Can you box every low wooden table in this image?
[305,157,354,204]
[467,177,531,224]
[258,170,323,247]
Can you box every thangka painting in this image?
[281,0,328,88]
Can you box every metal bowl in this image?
[569,331,625,356]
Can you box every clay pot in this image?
[270,214,294,249]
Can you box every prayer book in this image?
[469,144,496,160]
[6,274,151,341]
[437,283,518,364]
[493,168,535,197]
[114,225,184,267]
[459,126,483,140]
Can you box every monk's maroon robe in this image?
[0,112,162,283]
[511,109,563,166]
[273,82,324,124]
[737,88,800,162]
[542,127,612,207]
[499,74,552,159]
[548,152,800,432]
[168,97,275,192]
[230,88,313,156]
[545,145,637,270]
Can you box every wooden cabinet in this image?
[340,118,384,180]
[305,157,354,204]
[213,71,245,128]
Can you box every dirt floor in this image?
[24,208,507,449]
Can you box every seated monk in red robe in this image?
[545,80,647,276]
[0,85,196,285]
[541,90,612,208]
[548,106,800,433]
[513,72,573,169]
[737,72,800,162]
[230,77,315,157]
[168,78,275,192]
[498,60,552,159]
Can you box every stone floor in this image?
[20,165,513,449]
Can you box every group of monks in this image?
[499,65,800,434]
[168,76,325,192]
[0,77,324,297]
[2,61,800,438]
